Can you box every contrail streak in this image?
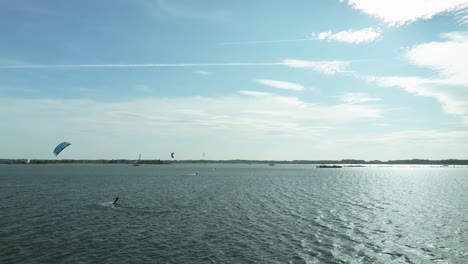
[0,62,285,69]
[221,38,311,45]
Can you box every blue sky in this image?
[1,0,468,160]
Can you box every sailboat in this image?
[133,154,141,166]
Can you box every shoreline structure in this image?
[1,159,468,165]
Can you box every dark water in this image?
[1,164,467,263]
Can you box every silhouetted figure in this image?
[113,197,119,205]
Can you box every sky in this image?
[1,0,468,161]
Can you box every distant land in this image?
[1,159,468,165]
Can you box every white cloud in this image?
[354,130,468,146]
[256,79,304,91]
[405,32,468,83]
[282,59,349,75]
[0,94,382,146]
[239,90,274,97]
[365,32,468,124]
[342,0,468,26]
[340,92,381,104]
[367,76,468,119]
[0,93,383,160]
[8,95,468,160]
[389,130,468,140]
[348,130,468,159]
[312,27,382,44]
[193,70,211,75]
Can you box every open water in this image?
[1,164,467,263]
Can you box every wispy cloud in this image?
[0,93,382,143]
[348,129,468,159]
[366,75,468,120]
[340,92,381,103]
[239,90,274,97]
[0,93,384,159]
[256,79,304,91]
[7,92,465,159]
[405,32,468,83]
[354,130,468,144]
[282,59,350,75]
[363,32,468,124]
[311,27,382,44]
[341,0,468,26]
[193,70,211,75]
[222,28,382,45]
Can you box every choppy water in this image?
[1,164,467,263]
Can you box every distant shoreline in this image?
[1,159,468,165]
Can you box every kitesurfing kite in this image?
[53,142,71,156]
[171,152,175,159]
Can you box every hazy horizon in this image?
[2,0,468,160]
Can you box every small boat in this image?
[269,163,275,166]
[317,165,342,168]
[133,154,141,166]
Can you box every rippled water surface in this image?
[1,164,468,263]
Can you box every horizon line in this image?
[2,158,467,162]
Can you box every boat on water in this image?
[269,163,275,166]
[133,154,141,166]
[317,165,342,168]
